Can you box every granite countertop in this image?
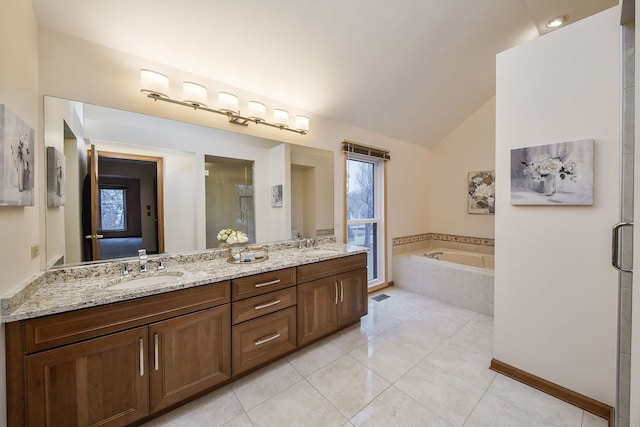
[1,243,367,323]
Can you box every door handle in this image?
[612,222,633,272]
[84,234,104,240]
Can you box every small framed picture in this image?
[271,184,283,207]
[468,170,495,214]
[47,146,65,207]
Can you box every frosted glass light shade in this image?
[183,82,208,107]
[140,69,169,98]
[218,92,239,113]
[273,109,289,127]
[295,115,310,133]
[248,101,266,121]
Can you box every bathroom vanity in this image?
[2,245,367,427]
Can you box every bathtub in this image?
[393,247,494,316]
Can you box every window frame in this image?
[344,152,387,288]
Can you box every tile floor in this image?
[141,287,609,427]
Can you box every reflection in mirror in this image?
[44,96,334,269]
[205,156,255,248]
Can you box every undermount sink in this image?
[108,272,183,290]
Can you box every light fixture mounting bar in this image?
[145,93,308,135]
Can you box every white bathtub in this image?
[425,248,494,270]
[393,248,494,316]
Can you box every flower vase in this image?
[228,243,247,261]
[17,166,25,192]
[542,174,557,196]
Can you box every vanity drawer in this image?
[232,268,296,300]
[232,287,296,325]
[231,307,297,375]
[297,253,367,283]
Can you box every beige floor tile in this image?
[349,336,424,382]
[395,360,484,426]
[287,338,345,377]
[379,323,446,357]
[409,312,465,339]
[326,323,378,353]
[350,386,454,427]
[231,359,303,411]
[581,412,609,427]
[152,385,245,427]
[222,413,255,427]
[464,392,553,427]
[487,374,583,427]
[419,300,478,325]
[307,355,391,418]
[359,309,404,334]
[247,380,346,427]
[425,340,496,389]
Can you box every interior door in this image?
[87,144,102,260]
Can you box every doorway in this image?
[83,148,164,261]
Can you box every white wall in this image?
[0,1,39,425]
[430,97,495,239]
[495,7,620,405]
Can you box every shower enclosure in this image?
[205,156,255,248]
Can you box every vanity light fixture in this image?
[139,69,309,135]
[546,15,568,28]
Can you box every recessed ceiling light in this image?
[546,15,569,29]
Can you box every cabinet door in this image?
[297,276,338,346]
[149,304,231,412]
[26,327,149,427]
[337,268,368,327]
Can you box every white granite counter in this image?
[1,243,367,323]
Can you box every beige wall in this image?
[495,7,619,405]
[430,96,495,239]
[0,2,39,425]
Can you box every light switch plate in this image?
[31,245,40,259]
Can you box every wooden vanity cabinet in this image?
[297,253,368,346]
[230,269,297,375]
[7,254,369,427]
[13,282,231,427]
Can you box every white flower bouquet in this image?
[217,228,249,244]
[521,154,578,182]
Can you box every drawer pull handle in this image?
[154,333,159,371]
[254,279,281,288]
[139,338,144,377]
[254,299,281,310]
[255,332,281,346]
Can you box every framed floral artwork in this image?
[47,146,65,207]
[468,170,495,214]
[0,104,34,206]
[510,139,593,206]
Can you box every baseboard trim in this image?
[490,359,614,426]
[367,281,392,294]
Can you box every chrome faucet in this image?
[138,249,148,272]
[427,251,443,260]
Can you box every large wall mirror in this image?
[44,96,334,268]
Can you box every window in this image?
[99,187,127,231]
[344,142,388,287]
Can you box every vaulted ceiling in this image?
[32,0,618,147]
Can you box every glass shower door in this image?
[205,156,255,248]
